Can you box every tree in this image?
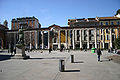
[116,9,120,15]
[3,20,8,27]
[114,38,120,49]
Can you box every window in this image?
[106,22,108,25]
[101,22,103,25]
[117,21,120,25]
[106,35,109,40]
[13,22,15,29]
[32,20,33,26]
[16,22,18,29]
[28,20,30,25]
[111,22,114,25]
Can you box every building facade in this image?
[10,16,41,49]
[68,15,120,49]
[0,24,8,49]
[7,14,120,50]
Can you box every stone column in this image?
[30,31,32,50]
[110,28,112,48]
[79,29,82,48]
[14,33,16,47]
[95,28,97,48]
[41,31,44,49]
[1,39,3,49]
[58,30,61,49]
[48,31,50,49]
[68,30,71,49]
[102,29,105,49]
[75,30,77,41]
[35,31,38,49]
[116,28,119,38]
[72,30,75,49]
[65,30,68,49]
[87,29,90,49]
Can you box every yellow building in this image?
[98,16,120,49]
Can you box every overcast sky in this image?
[0,0,120,29]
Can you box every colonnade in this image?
[11,27,119,50]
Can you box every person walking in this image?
[49,48,52,53]
[97,48,102,62]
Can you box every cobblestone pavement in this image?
[0,50,120,80]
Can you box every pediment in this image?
[48,24,61,31]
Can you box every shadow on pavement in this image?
[73,61,84,63]
[100,59,111,62]
[64,69,80,72]
[0,55,13,61]
[29,57,66,60]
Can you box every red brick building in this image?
[11,16,41,29]
[0,24,8,49]
[11,16,41,49]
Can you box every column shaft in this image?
[65,30,68,49]
[35,31,38,49]
[95,28,97,48]
[30,32,32,50]
[87,29,90,49]
[102,29,105,49]
[79,29,82,48]
[110,28,112,48]
[72,30,75,49]
[58,30,61,49]
[48,31,50,49]
[41,31,44,49]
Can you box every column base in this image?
[11,46,30,59]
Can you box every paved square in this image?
[0,50,120,80]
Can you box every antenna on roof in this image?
[75,17,76,19]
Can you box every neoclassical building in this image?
[7,15,120,50]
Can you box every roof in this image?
[98,16,120,20]
[0,24,8,30]
[88,18,96,20]
[7,25,120,33]
[12,16,39,21]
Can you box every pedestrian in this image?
[110,47,113,53]
[115,48,117,53]
[84,47,87,52]
[49,48,52,53]
[97,48,102,62]
[14,47,16,55]
[10,46,13,55]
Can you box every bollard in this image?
[71,55,74,63]
[59,59,65,72]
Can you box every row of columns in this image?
[101,28,113,48]
[45,29,98,49]
[27,28,119,50]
